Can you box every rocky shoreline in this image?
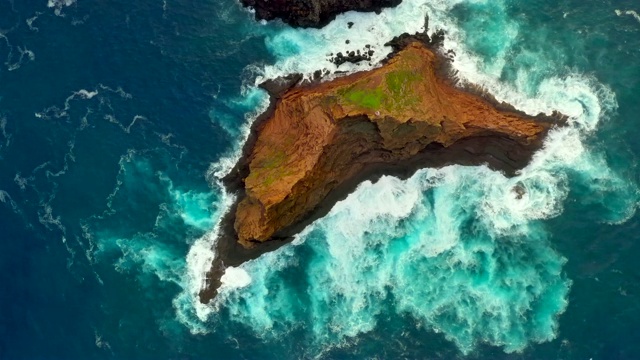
[240,0,402,28]
[198,32,562,303]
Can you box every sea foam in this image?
[616,9,640,24]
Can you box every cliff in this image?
[240,0,401,28]
[199,38,559,302]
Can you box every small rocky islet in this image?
[199,3,561,302]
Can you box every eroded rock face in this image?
[232,41,553,248]
[241,0,402,28]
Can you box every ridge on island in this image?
[199,35,561,303]
[241,0,402,28]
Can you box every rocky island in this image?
[199,33,560,303]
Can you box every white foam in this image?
[214,161,573,353]
[47,0,77,16]
[0,190,18,211]
[0,116,11,149]
[616,9,640,24]
[76,89,98,99]
[220,266,252,289]
[183,182,236,322]
[172,87,271,323]
[47,0,76,7]
[35,88,99,119]
[26,12,43,32]
[165,85,271,326]
[0,33,36,71]
[256,0,433,83]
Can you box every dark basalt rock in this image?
[241,0,402,28]
[385,29,445,53]
[329,46,376,66]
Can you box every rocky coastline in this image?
[240,0,402,28]
[198,32,562,303]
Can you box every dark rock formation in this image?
[241,0,402,28]
[329,47,375,66]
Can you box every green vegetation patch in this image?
[337,68,424,113]
[385,70,422,110]
[386,70,421,97]
[339,86,385,110]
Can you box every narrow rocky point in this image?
[199,32,563,303]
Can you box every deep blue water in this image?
[1,0,639,358]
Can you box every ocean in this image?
[1,0,639,358]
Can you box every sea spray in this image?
[183,87,271,324]
[257,0,431,82]
[216,166,571,355]
[89,151,225,333]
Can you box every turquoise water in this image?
[1,0,639,358]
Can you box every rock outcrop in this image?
[241,0,402,28]
[231,41,553,248]
[199,38,559,303]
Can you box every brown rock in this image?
[199,40,558,303]
[235,41,552,246]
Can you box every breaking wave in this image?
[615,9,640,24]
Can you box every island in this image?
[240,0,402,27]
[199,34,560,303]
